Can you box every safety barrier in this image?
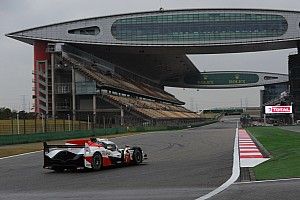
[0,120,217,146]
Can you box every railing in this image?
[264,90,289,106]
[55,83,71,94]
[62,44,159,87]
[62,44,115,72]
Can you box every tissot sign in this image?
[265,106,292,114]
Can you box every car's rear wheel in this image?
[92,152,102,171]
[132,149,142,165]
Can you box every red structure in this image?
[33,41,49,113]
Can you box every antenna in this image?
[159,0,164,11]
[21,95,26,111]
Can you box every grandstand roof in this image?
[6,8,300,53]
[6,8,300,88]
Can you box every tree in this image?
[0,107,12,119]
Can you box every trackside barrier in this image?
[0,120,217,146]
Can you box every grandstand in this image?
[51,44,202,126]
[105,94,200,119]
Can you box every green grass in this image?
[246,126,300,180]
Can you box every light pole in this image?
[291,102,294,125]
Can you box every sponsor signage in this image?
[265,106,292,114]
[184,73,259,86]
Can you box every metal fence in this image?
[0,113,152,135]
[0,118,90,135]
[0,112,208,135]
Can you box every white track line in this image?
[195,126,240,200]
[234,177,300,184]
[0,150,42,160]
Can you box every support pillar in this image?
[72,66,76,122]
[120,106,124,126]
[51,53,55,119]
[93,95,96,127]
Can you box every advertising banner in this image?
[265,106,292,114]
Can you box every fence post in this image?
[71,115,74,131]
[63,118,66,132]
[87,115,90,130]
[103,116,106,129]
[41,114,45,133]
[17,113,20,135]
[67,114,71,131]
[54,117,56,132]
[92,114,95,130]
[45,115,47,132]
[23,116,26,134]
[34,115,37,133]
[11,116,14,135]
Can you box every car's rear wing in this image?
[43,142,89,170]
[43,142,85,152]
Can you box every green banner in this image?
[184,73,259,86]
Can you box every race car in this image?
[43,138,147,172]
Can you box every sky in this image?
[0,0,299,111]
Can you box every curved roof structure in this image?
[6,8,300,54]
[6,9,299,88]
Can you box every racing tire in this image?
[92,152,102,171]
[132,149,143,165]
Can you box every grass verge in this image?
[246,126,300,180]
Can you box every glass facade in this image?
[111,13,288,42]
[68,26,100,35]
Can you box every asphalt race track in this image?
[210,179,300,200]
[0,117,237,200]
[2,116,299,199]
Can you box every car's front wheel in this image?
[92,152,102,171]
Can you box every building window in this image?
[111,12,288,43]
[68,26,100,35]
